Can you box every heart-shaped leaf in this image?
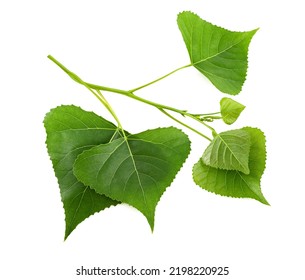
[177,11,258,95]
[44,105,120,239]
[73,127,191,230]
[193,127,268,205]
[202,129,251,174]
[220,97,245,125]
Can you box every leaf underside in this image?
[177,11,258,95]
[74,127,191,230]
[193,127,268,205]
[220,97,245,125]
[44,105,121,239]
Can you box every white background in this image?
[1,0,304,279]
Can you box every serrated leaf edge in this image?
[44,131,120,240]
[43,105,121,240]
[202,130,251,175]
[73,126,192,232]
[220,97,246,125]
[177,11,259,95]
[192,126,269,205]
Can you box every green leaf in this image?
[73,127,191,230]
[44,105,120,239]
[220,97,245,124]
[193,127,269,205]
[177,11,258,95]
[202,129,251,174]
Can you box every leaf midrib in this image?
[191,34,247,67]
[92,137,148,208]
[52,127,117,133]
[237,171,266,203]
[216,133,248,172]
[123,137,147,206]
[66,186,89,236]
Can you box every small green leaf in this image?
[220,97,245,124]
[177,11,258,95]
[73,127,191,230]
[44,105,120,239]
[193,127,268,205]
[202,129,251,174]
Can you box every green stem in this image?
[48,55,124,130]
[95,90,124,131]
[87,82,128,95]
[129,64,192,92]
[193,112,221,117]
[117,91,217,136]
[187,113,217,135]
[159,109,212,141]
[48,55,215,140]
[123,91,187,115]
[48,55,187,115]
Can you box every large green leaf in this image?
[73,127,191,230]
[44,105,120,239]
[202,129,251,174]
[177,11,258,95]
[220,97,245,125]
[193,127,268,205]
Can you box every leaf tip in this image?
[252,27,260,34]
[148,219,155,233]
[254,191,270,206]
